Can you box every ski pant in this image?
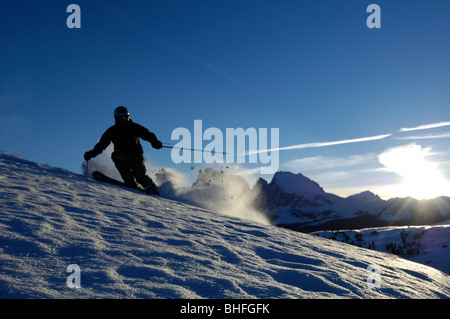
[111,152,155,189]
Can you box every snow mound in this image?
[0,153,449,298]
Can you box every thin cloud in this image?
[248,133,391,155]
[245,120,450,157]
[278,134,392,151]
[116,10,251,90]
[398,121,450,132]
[282,153,377,171]
[394,132,450,140]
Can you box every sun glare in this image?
[379,144,450,200]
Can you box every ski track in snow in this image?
[0,153,449,298]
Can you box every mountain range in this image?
[252,171,450,233]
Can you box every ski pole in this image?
[162,145,226,155]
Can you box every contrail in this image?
[394,133,450,140]
[247,133,392,155]
[399,121,450,132]
[246,120,450,156]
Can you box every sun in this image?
[396,166,449,200]
[379,144,450,200]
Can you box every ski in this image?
[91,171,160,195]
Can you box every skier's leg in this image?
[112,153,138,189]
[131,156,158,193]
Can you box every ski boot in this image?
[144,182,160,195]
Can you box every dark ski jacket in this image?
[89,120,161,158]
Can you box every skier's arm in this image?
[135,124,163,149]
[84,128,113,160]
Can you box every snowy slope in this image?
[313,224,450,275]
[0,153,449,298]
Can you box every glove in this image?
[84,151,95,161]
[152,140,163,149]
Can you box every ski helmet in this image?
[114,106,129,120]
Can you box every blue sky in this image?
[1,0,449,199]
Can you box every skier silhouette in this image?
[84,106,162,194]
